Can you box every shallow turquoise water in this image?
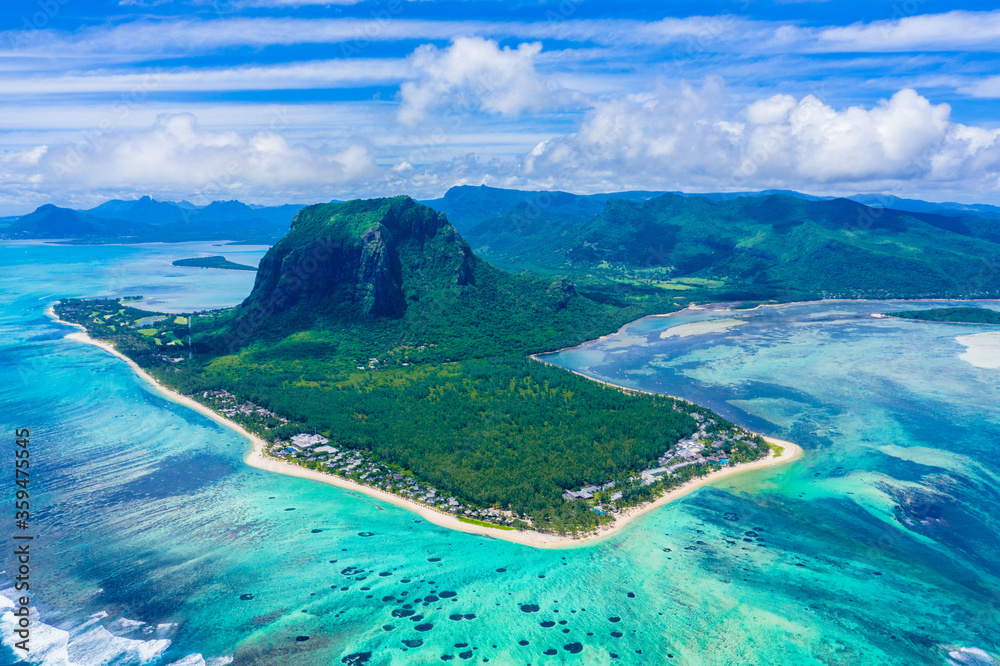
[1,242,999,665]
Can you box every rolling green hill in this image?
[464,193,1000,300]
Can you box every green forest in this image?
[888,307,1000,324]
[172,256,258,271]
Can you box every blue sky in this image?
[1,0,999,213]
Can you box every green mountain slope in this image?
[467,193,1000,299]
[212,196,666,360]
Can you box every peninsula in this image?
[887,307,1000,324]
[53,196,800,542]
[172,256,258,271]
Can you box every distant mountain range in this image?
[420,185,1000,230]
[4,188,1000,299]
[0,196,309,243]
[3,188,998,245]
[686,189,1000,219]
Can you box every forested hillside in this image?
[463,192,1000,300]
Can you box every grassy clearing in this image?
[458,517,514,530]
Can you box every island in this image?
[887,307,1000,324]
[52,196,800,543]
[172,256,258,271]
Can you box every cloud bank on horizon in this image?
[0,0,999,213]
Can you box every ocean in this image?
[1,241,998,665]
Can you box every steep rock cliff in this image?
[240,196,475,321]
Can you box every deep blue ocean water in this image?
[1,241,999,665]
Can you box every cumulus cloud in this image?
[12,113,375,205]
[739,88,952,182]
[397,37,579,125]
[4,87,1000,214]
[523,83,1000,195]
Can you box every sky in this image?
[1,0,1000,214]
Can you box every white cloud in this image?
[741,88,953,182]
[0,59,406,95]
[522,83,1000,194]
[961,75,1000,98]
[3,86,1000,214]
[397,37,578,125]
[0,145,47,166]
[813,10,1000,52]
[19,113,376,204]
[4,12,998,64]
[0,17,766,60]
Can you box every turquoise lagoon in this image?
[1,241,999,665]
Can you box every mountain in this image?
[3,197,308,243]
[466,192,1000,299]
[223,196,651,360]
[189,201,307,239]
[87,195,188,225]
[420,185,663,233]
[847,194,1000,219]
[679,189,830,202]
[5,204,154,239]
[241,196,473,323]
[679,190,1000,220]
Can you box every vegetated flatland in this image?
[887,307,1000,324]
[459,517,514,530]
[53,196,769,536]
[172,256,257,271]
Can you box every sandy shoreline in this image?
[48,305,803,550]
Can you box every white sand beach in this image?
[956,332,1000,370]
[659,318,747,338]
